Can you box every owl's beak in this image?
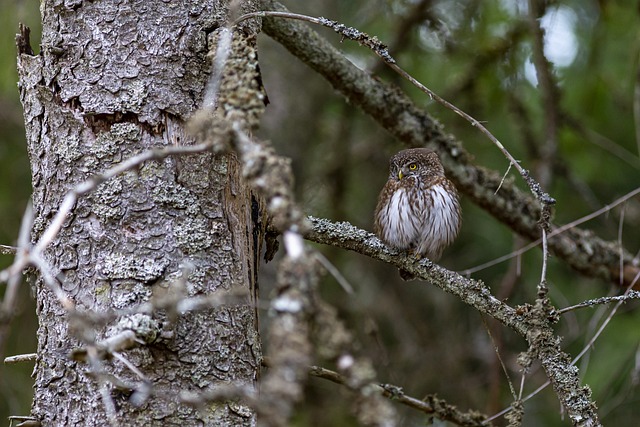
[398,170,403,180]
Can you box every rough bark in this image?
[17,0,263,425]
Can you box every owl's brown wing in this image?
[415,178,461,260]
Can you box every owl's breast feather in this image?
[376,187,422,249]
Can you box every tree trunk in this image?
[17,0,263,425]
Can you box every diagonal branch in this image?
[259,0,639,289]
[304,216,601,426]
[308,364,491,427]
[306,216,525,334]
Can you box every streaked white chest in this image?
[376,183,460,259]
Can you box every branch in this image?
[306,216,525,333]
[309,364,490,427]
[558,290,640,315]
[304,216,602,426]
[259,0,639,289]
[4,353,37,364]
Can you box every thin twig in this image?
[0,244,17,255]
[495,162,513,195]
[481,315,517,401]
[1,202,33,314]
[112,352,148,381]
[86,347,119,427]
[4,353,37,364]
[487,270,640,422]
[29,251,74,311]
[234,10,554,208]
[314,251,354,294]
[538,227,549,295]
[572,272,640,365]
[0,203,38,360]
[485,379,549,423]
[557,291,640,315]
[460,186,640,275]
[308,364,491,426]
[564,115,640,170]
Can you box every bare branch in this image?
[0,244,17,255]
[309,364,490,427]
[4,353,37,364]
[305,216,525,333]
[558,290,640,315]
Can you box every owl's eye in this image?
[408,163,418,171]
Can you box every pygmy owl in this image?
[374,148,461,280]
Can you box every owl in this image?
[374,148,461,280]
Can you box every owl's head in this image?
[389,148,445,181]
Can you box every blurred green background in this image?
[0,0,39,422]
[2,0,640,426]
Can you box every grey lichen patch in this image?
[54,134,83,163]
[94,283,111,303]
[111,281,153,309]
[91,134,119,160]
[119,79,147,111]
[174,216,214,254]
[91,122,141,160]
[110,122,141,140]
[99,252,168,283]
[184,265,208,296]
[228,401,253,419]
[91,177,125,220]
[113,313,160,344]
[151,180,199,212]
[138,159,162,181]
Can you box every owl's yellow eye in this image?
[408,163,418,171]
